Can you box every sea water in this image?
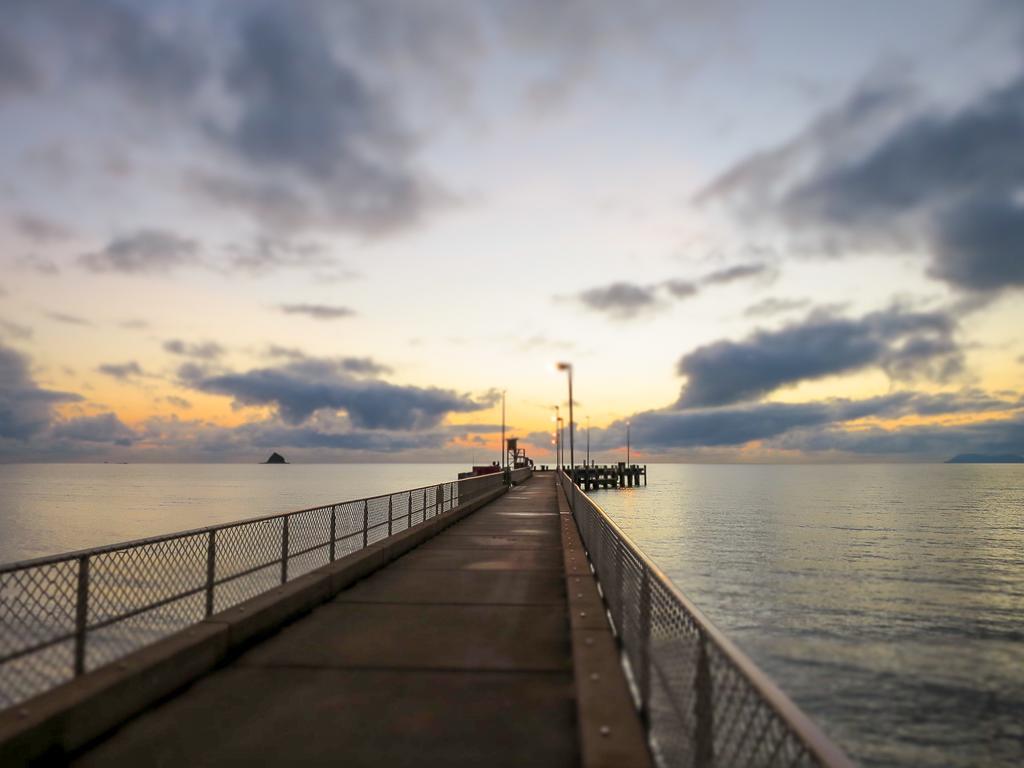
[0,462,1021,765]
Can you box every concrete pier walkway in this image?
[71,476,649,767]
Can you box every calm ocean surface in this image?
[1,463,1021,766]
[594,464,1023,768]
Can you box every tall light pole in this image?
[500,390,506,468]
[557,362,574,476]
[553,406,560,470]
[626,420,631,467]
[557,417,564,470]
[586,415,590,467]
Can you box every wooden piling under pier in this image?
[570,464,647,491]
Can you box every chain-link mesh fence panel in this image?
[0,558,78,708]
[557,472,851,768]
[0,471,515,711]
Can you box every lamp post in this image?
[557,362,574,477]
[626,420,631,467]
[558,417,565,470]
[501,390,506,468]
[586,415,590,467]
[553,406,560,470]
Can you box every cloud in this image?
[701,263,775,286]
[17,255,60,276]
[493,0,739,113]
[46,311,91,326]
[12,213,72,243]
[206,3,445,236]
[224,237,334,274]
[0,341,81,440]
[234,422,448,453]
[265,345,306,360]
[337,357,393,376]
[0,319,33,340]
[698,66,1024,294]
[163,339,225,360]
[695,73,916,209]
[575,282,660,319]
[188,357,495,429]
[189,173,312,232]
[778,415,1024,458]
[108,411,473,460]
[4,1,738,248]
[97,361,143,380]
[52,413,136,446]
[7,0,207,107]
[261,348,391,379]
[573,263,776,319]
[0,25,40,99]
[79,230,199,274]
[279,304,355,321]
[663,280,698,299]
[164,395,192,410]
[588,389,1023,453]
[677,306,962,407]
[744,297,811,318]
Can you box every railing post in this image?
[407,493,412,529]
[638,564,652,724]
[388,496,393,536]
[205,530,216,617]
[329,505,337,562]
[422,490,427,523]
[281,516,289,584]
[435,484,442,517]
[74,555,89,676]
[362,500,369,547]
[695,631,714,767]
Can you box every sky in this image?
[0,0,1022,463]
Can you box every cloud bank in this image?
[677,306,962,407]
[187,357,497,429]
[699,65,1024,296]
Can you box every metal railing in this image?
[557,471,853,768]
[0,471,508,710]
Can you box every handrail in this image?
[0,476,487,573]
[0,470,513,710]
[557,469,853,768]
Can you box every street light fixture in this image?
[556,362,574,477]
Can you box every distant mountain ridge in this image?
[946,453,1024,464]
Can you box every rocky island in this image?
[264,452,288,464]
[946,453,1024,463]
